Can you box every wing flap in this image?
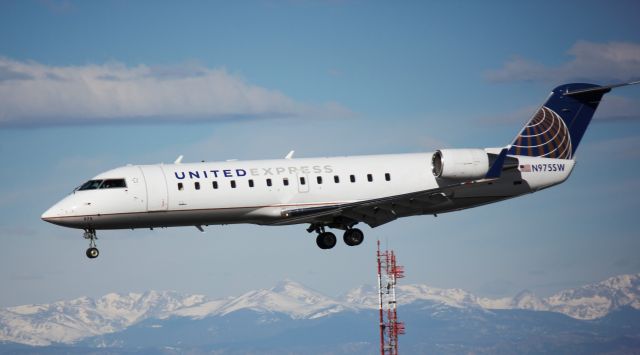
[343,204,399,228]
[271,179,498,228]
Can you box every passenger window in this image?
[213,181,218,189]
[367,174,373,182]
[101,179,127,189]
[78,180,103,190]
[249,179,254,188]
[334,175,340,183]
[231,180,237,188]
[266,178,272,187]
[283,178,289,186]
[300,177,306,185]
[350,175,356,183]
[385,173,391,181]
[317,176,323,184]
[178,183,183,191]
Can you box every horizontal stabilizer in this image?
[564,80,640,98]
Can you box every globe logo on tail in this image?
[511,106,572,159]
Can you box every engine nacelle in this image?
[431,149,490,180]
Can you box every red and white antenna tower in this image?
[377,240,405,355]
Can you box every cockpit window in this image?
[78,180,103,190]
[77,178,126,191]
[101,179,127,189]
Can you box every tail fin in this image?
[508,83,615,159]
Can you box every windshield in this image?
[77,178,127,191]
[78,180,103,190]
[101,179,127,188]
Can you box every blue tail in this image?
[508,83,611,159]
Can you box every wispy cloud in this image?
[583,135,640,160]
[0,58,352,127]
[477,105,540,126]
[38,0,75,15]
[0,226,38,238]
[596,94,640,122]
[479,93,640,126]
[485,41,640,83]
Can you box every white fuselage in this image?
[41,151,574,231]
[41,81,631,257]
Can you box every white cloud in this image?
[478,93,640,126]
[0,58,352,126]
[485,41,640,83]
[582,135,640,160]
[478,105,540,125]
[597,94,640,121]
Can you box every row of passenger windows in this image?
[177,173,392,191]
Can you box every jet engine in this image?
[431,149,490,179]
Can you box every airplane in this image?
[42,81,638,258]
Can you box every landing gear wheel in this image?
[316,232,337,249]
[86,247,99,259]
[343,228,364,246]
[83,228,99,259]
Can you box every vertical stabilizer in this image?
[508,83,612,159]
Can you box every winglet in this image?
[174,155,184,164]
[485,147,508,178]
[285,150,295,159]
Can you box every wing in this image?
[269,179,497,228]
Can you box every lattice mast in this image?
[377,240,405,355]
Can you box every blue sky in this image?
[0,0,639,307]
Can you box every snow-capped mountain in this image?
[172,279,357,320]
[341,274,640,320]
[1,274,638,346]
[0,291,205,346]
[545,273,640,319]
[477,289,549,311]
[343,283,484,309]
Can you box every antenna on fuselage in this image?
[174,155,184,164]
[285,150,295,159]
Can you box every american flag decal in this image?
[519,164,532,172]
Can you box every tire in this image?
[316,232,337,249]
[343,228,364,246]
[86,247,99,259]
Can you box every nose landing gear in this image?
[83,229,99,259]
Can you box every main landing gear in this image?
[311,225,364,250]
[83,228,99,259]
[343,228,364,246]
[316,230,337,249]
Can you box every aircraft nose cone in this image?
[41,198,71,223]
[41,196,87,228]
[41,205,58,222]
[41,202,77,227]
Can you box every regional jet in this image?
[42,82,638,258]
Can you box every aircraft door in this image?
[139,165,169,211]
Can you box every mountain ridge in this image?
[1,273,638,346]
